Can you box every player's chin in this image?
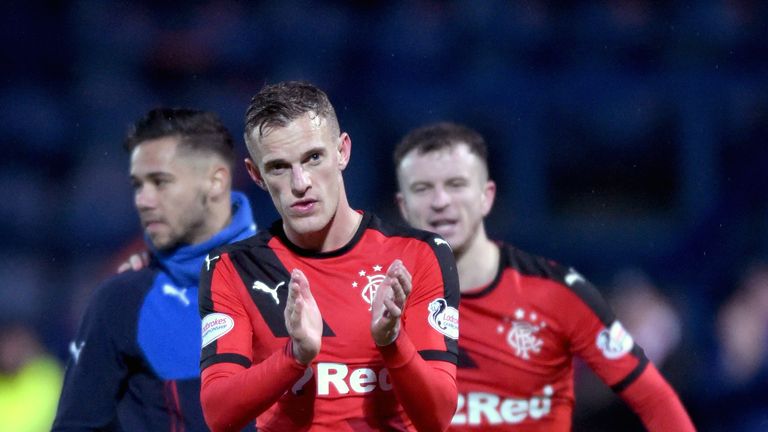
[289,215,329,235]
[292,218,323,233]
[147,233,176,251]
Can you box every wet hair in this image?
[393,121,488,170]
[243,80,339,147]
[123,107,235,169]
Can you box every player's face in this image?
[130,137,213,251]
[246,113,350,243]
[397,143,495,255]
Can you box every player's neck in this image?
[291,193,362,253]
[322,205,362,253]
[189,194,233,246]
[455,226,499,293]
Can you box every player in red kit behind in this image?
[198,82,459,432]
[393,122,695,432]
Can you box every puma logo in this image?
[162,284,190,306]
[205,254,220,271]
[252,280,285,305]
[69,340,85,364]
[565,268,585,287]
[434,238,450,247]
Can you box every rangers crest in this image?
[351,265,385,310]
[500,308,546,360]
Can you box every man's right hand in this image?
[117,251,150,273]
[284,269,322,365]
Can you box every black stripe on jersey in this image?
[229,231,335,338]
[503,244,616,326]
[428,233,460,360]
[611,352,649,393]
[230,233,293,337]
[200,246,226,364]
[456,346,478,368]
[419,349,458,363]
[201,353,252,370]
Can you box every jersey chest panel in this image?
[452,270,576,430]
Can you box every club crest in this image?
[499,308,546,360]
[351,265,385,310]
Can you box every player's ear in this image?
[337,132,351,171]
[245,158,266,190]
[481,180,496,216]
[395,192,408,221]
[208,163,230,199]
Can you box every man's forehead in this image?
[132,136,179,154]
[401,142,475,167]
[130,137,209,174]
[130,137,176,168]
[399,143,487,180]
[254,115,335,161]
[258,111,326,137]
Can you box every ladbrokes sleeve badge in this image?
[201,313,235,347]
[427,298,459,339]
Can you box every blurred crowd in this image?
[1,1,767,430]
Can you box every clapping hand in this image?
[284,269,322,365]
[370,259,412,346]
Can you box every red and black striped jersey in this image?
[199,212,459,431]
[450,243,647,432]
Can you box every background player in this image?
[53,108,257,431]
[198,81,459,431]
[394,122,695,431]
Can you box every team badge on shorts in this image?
[427,298,459,339]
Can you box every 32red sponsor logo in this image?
[452,386,553,425]
[314,362,393,396]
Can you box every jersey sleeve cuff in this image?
[377,331,416,369]
[284,339,312,368]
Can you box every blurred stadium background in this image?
[1,1,767,430]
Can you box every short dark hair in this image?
[393,122,489,169]
[244,81,339,146]
[123,107,235,168]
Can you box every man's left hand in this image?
[370,259,412,346]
